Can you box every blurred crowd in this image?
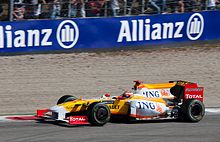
[0,0,219,21]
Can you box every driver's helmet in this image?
[122,91,133,98]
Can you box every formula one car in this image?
[37,80,205,126]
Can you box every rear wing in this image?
[169,81,204,102]
[184,83,204,102]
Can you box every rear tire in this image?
[87,103,110,126]
[181,99,205,122]
[57,95,77,105]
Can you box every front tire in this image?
[57,95,77,105]
[87,103,111,126]
[181,99,205,122]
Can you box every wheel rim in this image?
[95,107,108,121]
[191,103,203,118]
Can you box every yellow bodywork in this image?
[58,94,167,116]
[57,82,176,116]
[58,99,131,115]
[138,83,176,89]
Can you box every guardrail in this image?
[1,0,220,21]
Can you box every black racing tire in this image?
[57,95,77,105]
[87,103,111,126]
[181,99,205,122]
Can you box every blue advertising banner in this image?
[0,11,220,53]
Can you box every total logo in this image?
[185,94,203,99]
[70,116,87,122]
[0,20,79,49]
[117,13,204,42]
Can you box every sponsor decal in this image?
[0,20,79,49]
[185,87,203,92]
[70,116,86,122]
[161,89,170,96]
[184,86,204,101]
[0,25,52,48]
[56,20,79,49]
[103,100,115,104]
[186,13,204,40]
[142,90,160,98]
[65,106,74,110]
[69,116,88,125]
[117,19,184,42]
[156,103,163,113]
[185,94,203,99]
[137,101,156,110]
[117,13,204,42]
[109,105,120,109]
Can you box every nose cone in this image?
[49,105,68,120]
[50,105,63,112]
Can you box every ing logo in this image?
[56,20,79,49]
[187,13,204,40]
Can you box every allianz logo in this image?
[117,13,204,42]
[57,20,79,49]
[0,20,79,49]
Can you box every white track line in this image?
[205,108,220,115]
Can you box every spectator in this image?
[60,0,69,17]
[86,0,102,17]
[177,0,184,12]
[0,5,3,17]
[184,0,200,12]
[40,0,59,19]
[111,0,120,16]
[200,0,207,10]
[159,0,166,13]
[100,0,119,16]
[51,0,61,19]
[13,0,25,20]
[207,0,216,10]
[69,0,85,17]
[148,0,166,14]
[69,0,77,17]
[23,0,39,19]
[86,0,108,17]
[125,0,134,15]
[36,0,47,17]
[169,0,184,13]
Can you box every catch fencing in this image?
[0,0,219,21]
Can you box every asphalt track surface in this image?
[0,44,219,141]
[0,114,219,142]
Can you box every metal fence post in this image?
[8,0,14,21]
[141,0,145,14]
[68,0,71,18]
[124,0,127,15]
[104,0,108,17]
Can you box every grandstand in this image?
[0,0,219,21]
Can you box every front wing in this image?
[36,109,89,125]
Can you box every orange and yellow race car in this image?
[37,80,205,126]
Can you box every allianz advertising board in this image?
[0,11,219,53]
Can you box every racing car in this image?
[37,80,205,126]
